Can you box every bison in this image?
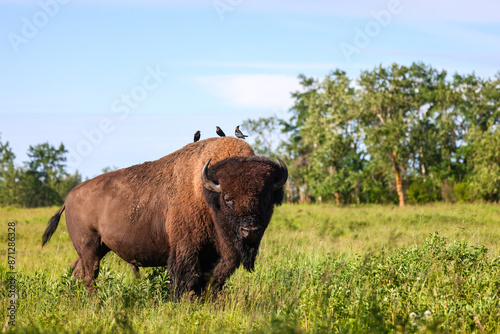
[42,137,287,296]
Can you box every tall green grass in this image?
[1,203,499,333]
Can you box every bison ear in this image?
[201,159,222,193]
[273,158,288,191]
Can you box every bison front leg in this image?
[167,253,203,299]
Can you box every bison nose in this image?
[239,226,262,243]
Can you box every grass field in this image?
[1,203,500,333]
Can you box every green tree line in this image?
[2,62,498,208]
[0,136,81,207]
[243,62,500,206]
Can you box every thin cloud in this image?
[195,74,302,109]
[183,61,341,71]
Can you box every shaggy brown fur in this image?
[42,137,287,296]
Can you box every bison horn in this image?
[201,159,221,193]
[273,158,288,191]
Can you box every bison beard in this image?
[41,137,287,298]
[241,244,259,272]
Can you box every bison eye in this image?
[223,194,234,207]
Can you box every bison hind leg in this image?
[77,242,111,295]
[71,257,84,280]
[130,263,140,278]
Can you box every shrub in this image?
[454,182,475,202]
[408,181,438,204]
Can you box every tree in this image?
[26,143,68,183]
[0,134,15,168]
[301,70,364,204]
[241,117,282,158]
[461,73,500,200]
[0,134,19,206]
[281,74,319,203]
[404,64,457,202]
[20,142,72,206]
[241,63,497,205]
[356,63,447,206]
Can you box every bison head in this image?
[201,156,287,271]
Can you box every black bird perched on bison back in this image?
[194,130,201,142]
[216,126,226,137]
[235,125,248,139]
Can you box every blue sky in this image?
[1,0,499,179]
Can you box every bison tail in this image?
[42,205,65,247]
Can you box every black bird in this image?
[216,126,226,137]
[194,130,201,142]
[235,125,248,139]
